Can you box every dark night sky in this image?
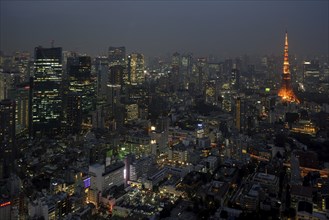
[0,1,328,59]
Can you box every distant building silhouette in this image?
[108,46,126,68]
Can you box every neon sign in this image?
[83,177,91,188]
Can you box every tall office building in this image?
[95,56,109,99]
[197,58,208,92]
[181,54,193,90]
[108,65,124,124]
[0,99,15,179]
[7,82,31,135]
[170,52,180,92]
[0,72,17,100]
[278,31,299,103]
[205,80,217,105]
[303,60,320,84]
[128,53,144,84]
[64,93,82,135]
[235,97,245,132]
[231,64,240,91]
[0,71,5,100]
[108,47,126,67]
[109,65,124,88]
[67,56,94,113]
[108,65,124,103]
[32,47,63,136]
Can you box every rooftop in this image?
[254,172,276,182]
[291,185,313,198]
[103,161,125,176]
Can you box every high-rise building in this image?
[181,54,193,90]
[278,31,299,103]
[128,53,144,84]
[7,82,31,135]
[0,71,5,100]
[67,56,94,113]
[0,99,15,178]
[13,51,31,82]
[107,65,124,122]
[223,59,233,75]
[125,103,139,122]
[95,56,109,99]
[231,64,240,91]
[108,46,126,67]
[169,52,180,92]
[205,80,217,105]
[235,97,241,132]
[197,58,208,92]
[234,97,247,133]
[0,72,17,100]
[303,60,320,84]
[64,93,82,135]
[32,47,63,136]
[109,65,124,87]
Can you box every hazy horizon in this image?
[1,1,328,59]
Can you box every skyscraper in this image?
[181,54,193,90]
[231,63,240,91]
[109,65,124,87]
[67,56,94,113]
[234,96,247,133]
[108,46,126,67]
[235,97,241,132]
[108,65,124,122]
[278,31,299,103]
[32,47,63,136]
[0,99,15,178]
[197,57,208,93]
[303,60,320,81]
[64,93,82,135]
[128,53,144,85]
[170,52,180,92]
[7,82,31,135]
[95,56,109,99]
[205,80,217,105]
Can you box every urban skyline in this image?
[1,1,329,220]
[1,1,328,58]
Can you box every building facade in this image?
[32,47,63,136]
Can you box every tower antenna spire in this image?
[278,30,299,103]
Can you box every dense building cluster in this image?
[0,34,329,219]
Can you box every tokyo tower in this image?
[278,31,300,103]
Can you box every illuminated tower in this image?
[278,31,299,103]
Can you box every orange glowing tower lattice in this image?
[278,31,300,103]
